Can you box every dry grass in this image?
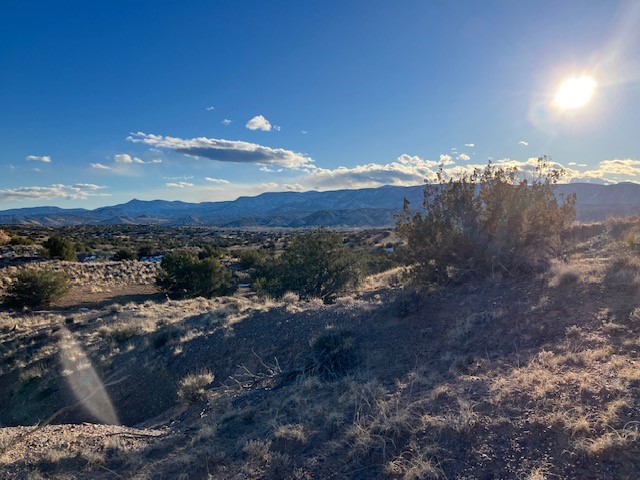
[178,370,215,403]
[0,260,159,292]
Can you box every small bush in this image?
[556,270,579,289]
[43,236,77,260]
[178,371,215,403]
[98,322,143,342]
[392,287,424,319]
[237,249,267,269]
[199,244,224,260]
[112,249,136,261]
[157,251,235,298]
[8,235,33,246]
[4,269,70,308]
[137,244,157,259]
[624,232,640,254]
[604,257,640,295]
[306,331,358,380]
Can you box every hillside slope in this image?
[1,221,640,478]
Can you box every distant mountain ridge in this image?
[0,183,639,227]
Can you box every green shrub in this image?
[237,249,267,269]
[157,251,235,298]
[113,248,136,261]
[254,229,360,301]
[8,235,33,246]
[357,250,399,276]
[43,236,77,261]
[4,269,70,308]
[199,244,224,260]
[137,244,157,259]
[396,157,576,284]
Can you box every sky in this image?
[2,0,640,209]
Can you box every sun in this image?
[553,75,597,110]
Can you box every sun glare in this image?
[553,75,597,110]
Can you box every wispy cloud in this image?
[0,184,109,201]
[222,119,232,126]
[204,177,230,184]
[245,115,275,131]
[457,153,471,161]
[464,143,475,147]
[205,106,215,111]
[518,140,529,146]
[165,181,194,188]
[26,155,52,163]
[90,163,111,170]
[128,132,313,168]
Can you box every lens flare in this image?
[553,75,597,110]
[59,327,119,425]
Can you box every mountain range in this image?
[0,183,639,227]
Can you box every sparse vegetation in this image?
[2,220,640,479]
[3,269,70,308]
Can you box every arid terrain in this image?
[1,220,640,479]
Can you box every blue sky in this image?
[2,0,640,209]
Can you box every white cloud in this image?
[128,132,313,168]
[465,143,475,147]
[205,106,215,111]
[518,140,529,146]
[165,181,194,188]
[73,183,105,190]
[26,155,52,163]
[301,130,308,135]
[204,177,230,184]
[0,184,109,201]
[149,158,163,164]
[114,153,143,164]
[457,153,471,161]
[245,115,273,131]
[439,154,455,165]
[91,163,111,170]
[260,166,284,173]
[296,154,438,190]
